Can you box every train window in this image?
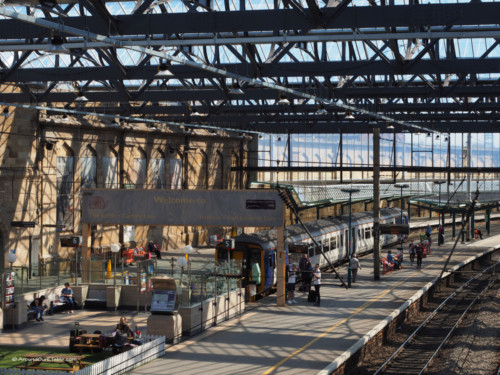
[323,238,330,252]
[358,229,361,240]
[340,233,343,247]
[331,237,337,250]
[308,244,315,257]
[365,227,371,239]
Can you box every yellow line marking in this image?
[263,267,429,375]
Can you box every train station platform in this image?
[1,226,499,375]
[128,232,500,375]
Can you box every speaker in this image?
[45,142,54,151]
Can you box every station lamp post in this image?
[434,180,447,245]
[394,184,409,250]
[110,244,120,288]
[341,188,360,288]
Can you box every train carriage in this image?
[216,207,408,299]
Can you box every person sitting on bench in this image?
[387,250,399,270]
[113,316,133,353]
[147,241,162,259]
[30,296,47,322]
[61,282,75,314]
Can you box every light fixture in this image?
[427,132,432,137]
[229,82,244,95]
[345,112,355,120]
[190,109,201,117]
[1,107,10,117]
[386,124,395,130]
[155,63,173,77]
[108,120,120,127]
[39,0,57,7]
[75,91,88,102]
[435,134,440,139]
[444,136,449,142]
[315,104,327,115]
[277,93,290,105]
[47,36,68,55]
[277,137,282,141]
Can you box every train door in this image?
[247,246,264,295]
[352,226,357,254]
[344,229,349,257]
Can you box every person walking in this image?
[312,264,321,306]
[438,225,444,246]
[287,264,298,304]
[416,244,424,269]
[349,254,361,283]
[409,240,415,264]
[425,224,432,241]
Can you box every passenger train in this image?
[216,207,408,297]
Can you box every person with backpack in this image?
[30,295,47,322]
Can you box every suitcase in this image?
[307,290,317,302]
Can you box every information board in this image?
[150,290,177,314]
[380,224,410,235]
[82,189,283,227]
[3,272,15,308]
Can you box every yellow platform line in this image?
[263,267,429,375]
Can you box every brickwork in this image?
[0,104,246,269]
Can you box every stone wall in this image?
[0,103,248,270]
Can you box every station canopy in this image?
[0,0,499,136]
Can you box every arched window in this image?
[57,144,74,230]
[80,145,97,189]
[103,146,118,189]
[151,149,166,189]
[133,148,147,189]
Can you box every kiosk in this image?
[147,277,181,343]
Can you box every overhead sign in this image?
[380,224,410,235]
[82,189,283,227]
[222,239,235,250]
[11,221,35,228]
[246,200,276,210]
[60,237,82,247]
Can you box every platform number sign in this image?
[223,239,235,250]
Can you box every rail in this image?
[373,260,500,375]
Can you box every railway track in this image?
[373,261,500,375]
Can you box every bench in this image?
[17,366,75,372]
[74,343,101,353]
[85,288,107,309]
[122,247,148,265]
